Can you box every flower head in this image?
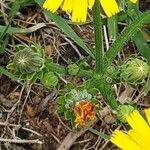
[13,45,44,74]
[120,57,149,85]
[43,0,137,23]
[110,108,150,150]
[74,100,95,126]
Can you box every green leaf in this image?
[0,66,22,84]
[64,111,73,120]
[57,106,65,113]
[127,4,150,64]
[107,16,117,41]
[26,72,36,80]
[132,31,150,64]
[119,0,126,10]
[89,128,110,140]
[0,0,35,54]
[143,79,150,96]
[6,63,15,70]
[34,0,95,58]
[104,10,150,67]
[0,35,9,54]
[64,82,74,92]
[57,96,65,105]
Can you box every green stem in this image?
[92,0,103,73]
[93,74,118,109]
[47,62,94,78]
[88,128,110,140]
[92,1,118,109]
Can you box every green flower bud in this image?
[106,66,116,75]
[106,77,112,83]
[120,57,149,85]
[68,64,79,75]
[41,72,58,88]
[13,49,44,74]
[117,105,134,123]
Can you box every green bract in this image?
[120,57,149,85]
[64,89,92,109]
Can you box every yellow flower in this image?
[74,100,95,126]
[110,109,150,150]
[43,0,137,22]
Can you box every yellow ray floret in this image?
[62,0,73,12]
[43,0,137,22]
[71,0,88,22]
[110,108,150,150]
[99,0,119,17]
[110,130,141,150]
[43,0,63,13]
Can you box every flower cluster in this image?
[111,109,150,150]
[57,89,98,127]
[43,0,137,22]
[74,100,95,126]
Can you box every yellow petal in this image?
[145,108,150,125]
[110,130,141,150]
[99,0,119,17]
[72,0,88,22]
[128,129,150,149]
[88,0,95,9]
[62,0,73,12]
[126,110,150,140]
[43,0,63,13]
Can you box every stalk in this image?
[92,0,118,109]
[92,0,103,73]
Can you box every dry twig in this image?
[0,138,42,144]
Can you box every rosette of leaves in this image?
[57,89,99,126]
[67,63,79,75]
[120,57,149,85]
[41,72,59,89]
[116,104,135,123]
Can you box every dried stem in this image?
[0,138,42,144]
